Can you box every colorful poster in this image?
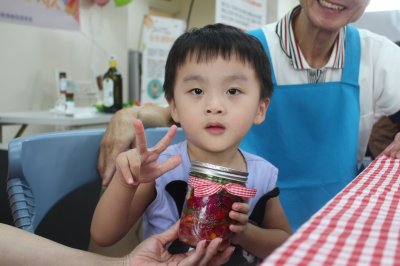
[0,0,80,31]
[215,0,266,30]
[140,15,186,106]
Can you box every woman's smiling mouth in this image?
[319,0,345,11]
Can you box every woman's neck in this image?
[292,9,340,69]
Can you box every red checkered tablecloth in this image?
[261,155,400,266]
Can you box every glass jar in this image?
[178,161,256,250]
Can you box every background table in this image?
[262,154,400,266]
[0,107,113,148]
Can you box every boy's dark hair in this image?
[163,23,273,101]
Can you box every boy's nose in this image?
[206,107,223,114]
[205,98,224,114]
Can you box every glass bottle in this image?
[54,72,68,114]
[59,72,67,100]
[103,56,123,113]
[178,161,255,251]
[65,92,75,116]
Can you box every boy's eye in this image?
[190,88,203,95]
[227,88,241,95]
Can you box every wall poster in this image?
[140,15,186,106]
[215,0,266,30]
[0,0,80,31]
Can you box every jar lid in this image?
[190,160,248,183]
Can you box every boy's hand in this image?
[229,201,250,244]
[114,120,182,186]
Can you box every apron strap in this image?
[247,28,277,85]
[342,25,361,85]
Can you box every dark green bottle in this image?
[103,56,123,113]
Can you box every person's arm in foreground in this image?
[0,222,234,266]
[98,104,172,186]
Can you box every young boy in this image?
[91,23,291,265]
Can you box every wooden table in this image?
[261,154,400,266]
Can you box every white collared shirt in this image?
[256,7,400,164]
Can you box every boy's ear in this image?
[167,97,180,123]
[253,98,270,125]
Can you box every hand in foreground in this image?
[98,108,138,185]
[383,132,400,159]
[127,222,235,266]
[114,119,181,186]
[229,202,250,244]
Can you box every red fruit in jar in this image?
[178,161,250,251]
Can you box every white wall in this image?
[178,0,215,29]
[0,0,297,143]
[268,0,298,23]
[353,10,400,42]
[127,0,151,50]
[0,0,130,141]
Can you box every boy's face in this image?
[168,55,269,154]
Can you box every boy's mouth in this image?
[205,123,225,134]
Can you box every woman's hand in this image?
[98,106,172,186]
[383,132,400,159]
[127,222,235,266]
[98,108,138,186]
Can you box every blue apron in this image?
[242,26,360,231]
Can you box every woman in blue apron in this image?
[239,0,399,232]
[242,26,360,231]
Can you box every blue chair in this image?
[7,127,185,250]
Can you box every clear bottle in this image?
[102,56,123,113]
[54,72,68,114]
[59,72,67,100]
[178,161,252,251]
[65,92,75,116]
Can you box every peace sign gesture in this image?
[114,119,182,186]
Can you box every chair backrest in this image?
[7,126,185,250]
